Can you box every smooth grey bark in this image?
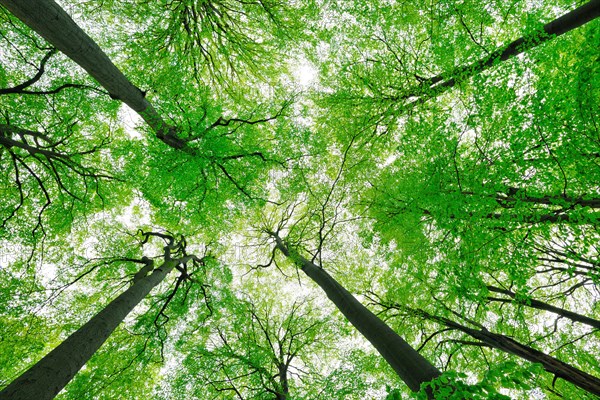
[269,233,441,394]
[0,259,177,400]
[0,0,193,154]
[486,286,600,330]
[410,307,600,397]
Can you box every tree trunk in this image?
[0,0,193,154]
[413,307,600,396]
[0,260,177,400]
[388,0,600,111]
[395,0,600,104]
[276,363,289,400]
[270,233,441,394]
[486,286,600,330]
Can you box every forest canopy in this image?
[0,0,599,399]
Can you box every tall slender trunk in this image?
[486,286,600,330]
[0,260,177,400]
[412,307,600,396]
[0,0,193,154]
[270,233,441,394]
[395,0,600,104]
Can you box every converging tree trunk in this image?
[395,0,600,104]
[0,0,192,153]
[406,307,600,396]
[0,259,178,400]
[268,232,441,394]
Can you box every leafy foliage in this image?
[0,0,599,399]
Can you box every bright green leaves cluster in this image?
[305,1,600,397]
[1,0,600,399]
[363,16,600,284]
[350,15,600,400]
[414,362,545,400]
[166,291,347,399]
[129,0,315,88]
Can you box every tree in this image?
[267,230,442,393]
[343,0,600,119]
[172,295,335,399]
[1,0,599,399]
[0,0,185,151]
[0,0,297,156]
[0,232,210,400]
[369,295,600,396]
[0,122,114,237]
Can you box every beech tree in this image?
[1,0,599,399]
[267,230,442,392]
[368,295,600,396]
[0,231,213,400]
[171,295,337,399]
